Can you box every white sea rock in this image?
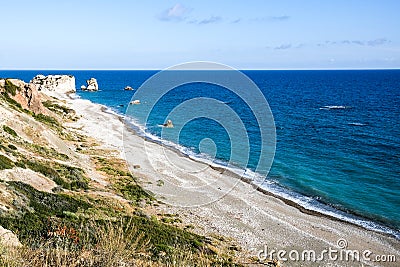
[85,78,99,91]
[31,74,76,94]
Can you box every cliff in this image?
[31,74,76,94]
[0,75,77,115]
[0,78,45,114]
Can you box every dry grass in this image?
[0,218,242,267]
[0,219,149,267]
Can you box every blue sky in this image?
[1,0,399,69]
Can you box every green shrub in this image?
[23,160,59,180]
[98,166,133,177]
[29,143,69,161]
[0,181,91,241]
[161,217,182,224]
[8,144,17,150]
[4,79,20,96]
[95,157,134,178]
[42,100,75,115]
[94,157,151,203]
[0,181,205,258]
[119,183,154,202]
[0,143,10,153]
[12,181,90,215]
[15,160,26,168]
[0,154,14,170]
[129,215,206,257]
[2,125,18,137]
[33,113,61,127]
[22,160,89,190]
[54,164,89,190]
[1,91,22,108]
[0,141,20,158]
[0,91,33,115]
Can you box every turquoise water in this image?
[2,70,400,238]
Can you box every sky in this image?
[1,0,399,69]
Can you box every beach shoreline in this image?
[98,96,400,241]
[63,92,400,266]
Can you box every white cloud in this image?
[274,44,292,50]
[352,40,364,45]
[324,38,390,47]
[198,16,222,25]
[251,16,291,22]
[266,43,306,50]
[367,38,390,46]
[270,15,290,21]
[158,4,190,22]
[231,18,241,24]
[295,43,306,49]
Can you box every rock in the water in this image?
[124,86,134,91]
[0,78,45,114]
[80,85,87,90]
[31,74,76,94]
[83,78,99,91]
[163,119,174,128]
[130,100,140,105]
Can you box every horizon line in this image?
[1,67,399,71]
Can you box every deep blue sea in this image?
[2,69,400,238]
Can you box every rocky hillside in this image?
[0,77,248,266]
[0,78,45,114]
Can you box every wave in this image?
[124,115,265,182]
[69,93,81,99]
[348,122,367,126]
[122,113,400,240]
[320,105,351,110]
[254,180,400,239]
[102,106,124,118]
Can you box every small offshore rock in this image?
[130,100,140,105]
[83,78,99,91]
[163,119,174,128]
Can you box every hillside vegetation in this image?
[0,80,249,266]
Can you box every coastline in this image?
[62,92,400,266]
[103,96,400,241]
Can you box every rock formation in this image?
[0,226,22,247]
[163,119,174,128]
[130,100,140,105]
[31,75,76,94]
[0,78,45,114]
[82,78,99,91]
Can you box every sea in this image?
[2,69,399,239]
